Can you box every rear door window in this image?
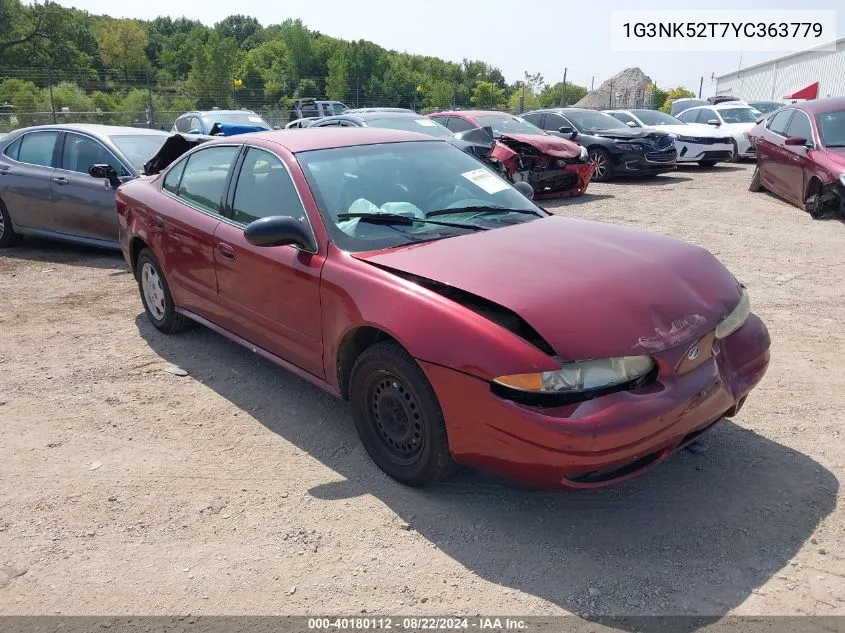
[784,111,812,141]
[445,117,474,133]
[767,110,794,136]
[17,131,59,167]
[61,133,127,176]
[175,146,240,214]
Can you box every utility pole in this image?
[591,76,594,91]
[559,68,567,106]
[698,76,704,99]
[146,69,155,128]
[47,67,56,124]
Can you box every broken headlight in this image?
[614,142,644,152]
[838,174,845,187]
[493,356,655,397]
[579,145,589,161]
[715,288,751,339]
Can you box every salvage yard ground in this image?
[0,162,843,619]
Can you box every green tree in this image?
[471,81,506,110]
[424,79,453,110]
[651,86,668,111]
[97,19,149,80]
[325,49,349,101]
[537,81,587,108]
[52,81,93,119]
[188,31,238,108]
[660,86,696,113]
[294,78,319,99]
[0,78,45,113]
[215,15,261,48]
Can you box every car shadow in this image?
[676,164,747,173]
[0,239,127,272]
[544,193,615,208]
[605,174,693,186]
[136,316,837,631]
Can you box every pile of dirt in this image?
[574,67,654,110]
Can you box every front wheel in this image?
[729,139,740,162]
[748,166,763,192]
[588,148,613,182]
[349,341,457,487]
[135,249,191,334]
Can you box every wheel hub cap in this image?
[141,262,166,321]
[371,377,423,460]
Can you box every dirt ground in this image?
[1,162,843,622]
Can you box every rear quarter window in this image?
[3,136,21,161]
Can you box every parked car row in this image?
[0,111,773,491]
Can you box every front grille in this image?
[645,151,676,163]
[679,136,728,145]
[701,150,733,160]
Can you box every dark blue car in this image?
[171,110,276,135]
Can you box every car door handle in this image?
[52,176,69,185]
[217,243,236,260]
[0,167,11,175]
[153,216,165,230]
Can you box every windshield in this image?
[631,110,683,126]
[110,134,169,171]
[297,141,542,252]
[816,109,845,147]
[330,102,346,115]
[474,114,546,136]
[718,108,758,123]
[201,112,271,129]
[366,117,454,138]
[562,110,628,132]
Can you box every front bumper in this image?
[736,136,756,158]
[675,140,734,163]
[527,162,595,200]
[422,313,770,490]
[615,148,677,175]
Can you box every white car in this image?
[605,109,735,167]
[675,104,762,160]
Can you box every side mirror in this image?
[244,216,316,251]
[707,119,720,126]
[784,136,809,147]
[273,125,281,130]
[626,121,637,127]
[559,126,574,134]
[89,163,120,188]
[512,181,534,200]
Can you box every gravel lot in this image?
[0,162,843,621]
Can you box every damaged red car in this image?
[428,110,595,199]
[117,128,770,490]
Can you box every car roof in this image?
[430,110,515,117]
[788,96,845,114]
[6,123,169,137]
[206,127,440,153]
[191,109,259,116]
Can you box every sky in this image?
[51,0,844,98]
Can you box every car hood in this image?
[579,128,672,143]
[822,147,845,170]
[353,216,742,360]
[498,133,580,157]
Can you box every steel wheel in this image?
[141,262,166,321]
[589,149,612,182]
[365,370,425,466]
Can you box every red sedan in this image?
[116,128,770,489]
[428,110,595,199]
[749,97,845,218]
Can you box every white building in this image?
[715,36,845,101]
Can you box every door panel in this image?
[760,109,795,198]
[782,111,814,204]
[212,146,325,377]
[0,131,59,231]
[51,132,126,243]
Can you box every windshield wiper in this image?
[426,205,542,218]
[336,212,488,231]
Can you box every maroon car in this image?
[748,97,845,218]
[116,128,770,489]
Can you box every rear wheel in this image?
[0,199,22,248]
[349,341,457,487]
[588,148,612,182]
[728,139,740,162]
[804,179,825,219]
[135,249,191,334]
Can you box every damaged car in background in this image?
[115,127,770,490]
[428,110,594,198]
[522,108,677,181]
[748,97,845,219]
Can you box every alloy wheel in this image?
[590,151,608,181]
[0,211,5,239]
[141,262,166,321]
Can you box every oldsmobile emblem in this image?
[687,345,700,361]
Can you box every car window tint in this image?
[429,115,449,126]
[231,148,304,225]
[677,110,696,123]
[3,136,21,161]
[189,117,202,132]
[61,134,126,176]
[446,117,474,133]
[785,111,812,141]
[767,110,793,135]
[612,112,638,126]
[176,146,239,214]
[175,117,190,133]
[521,112,543,127]
[163,157,187,194]
[17,131,58,167]
[698,109,718,124]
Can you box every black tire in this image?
[804,180,825,219]
[135,248,191,334]
[748,165,763,192]
[728,139,740,162]
[349,341,457,487]
[698,160,717,168]
[588,148,613,182]
[0,199,22,248]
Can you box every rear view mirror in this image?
[89,163,120,188]
[559,126,573,134]
[244,216,316,252]
[513,181,534,200]
[626,121,637,127]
